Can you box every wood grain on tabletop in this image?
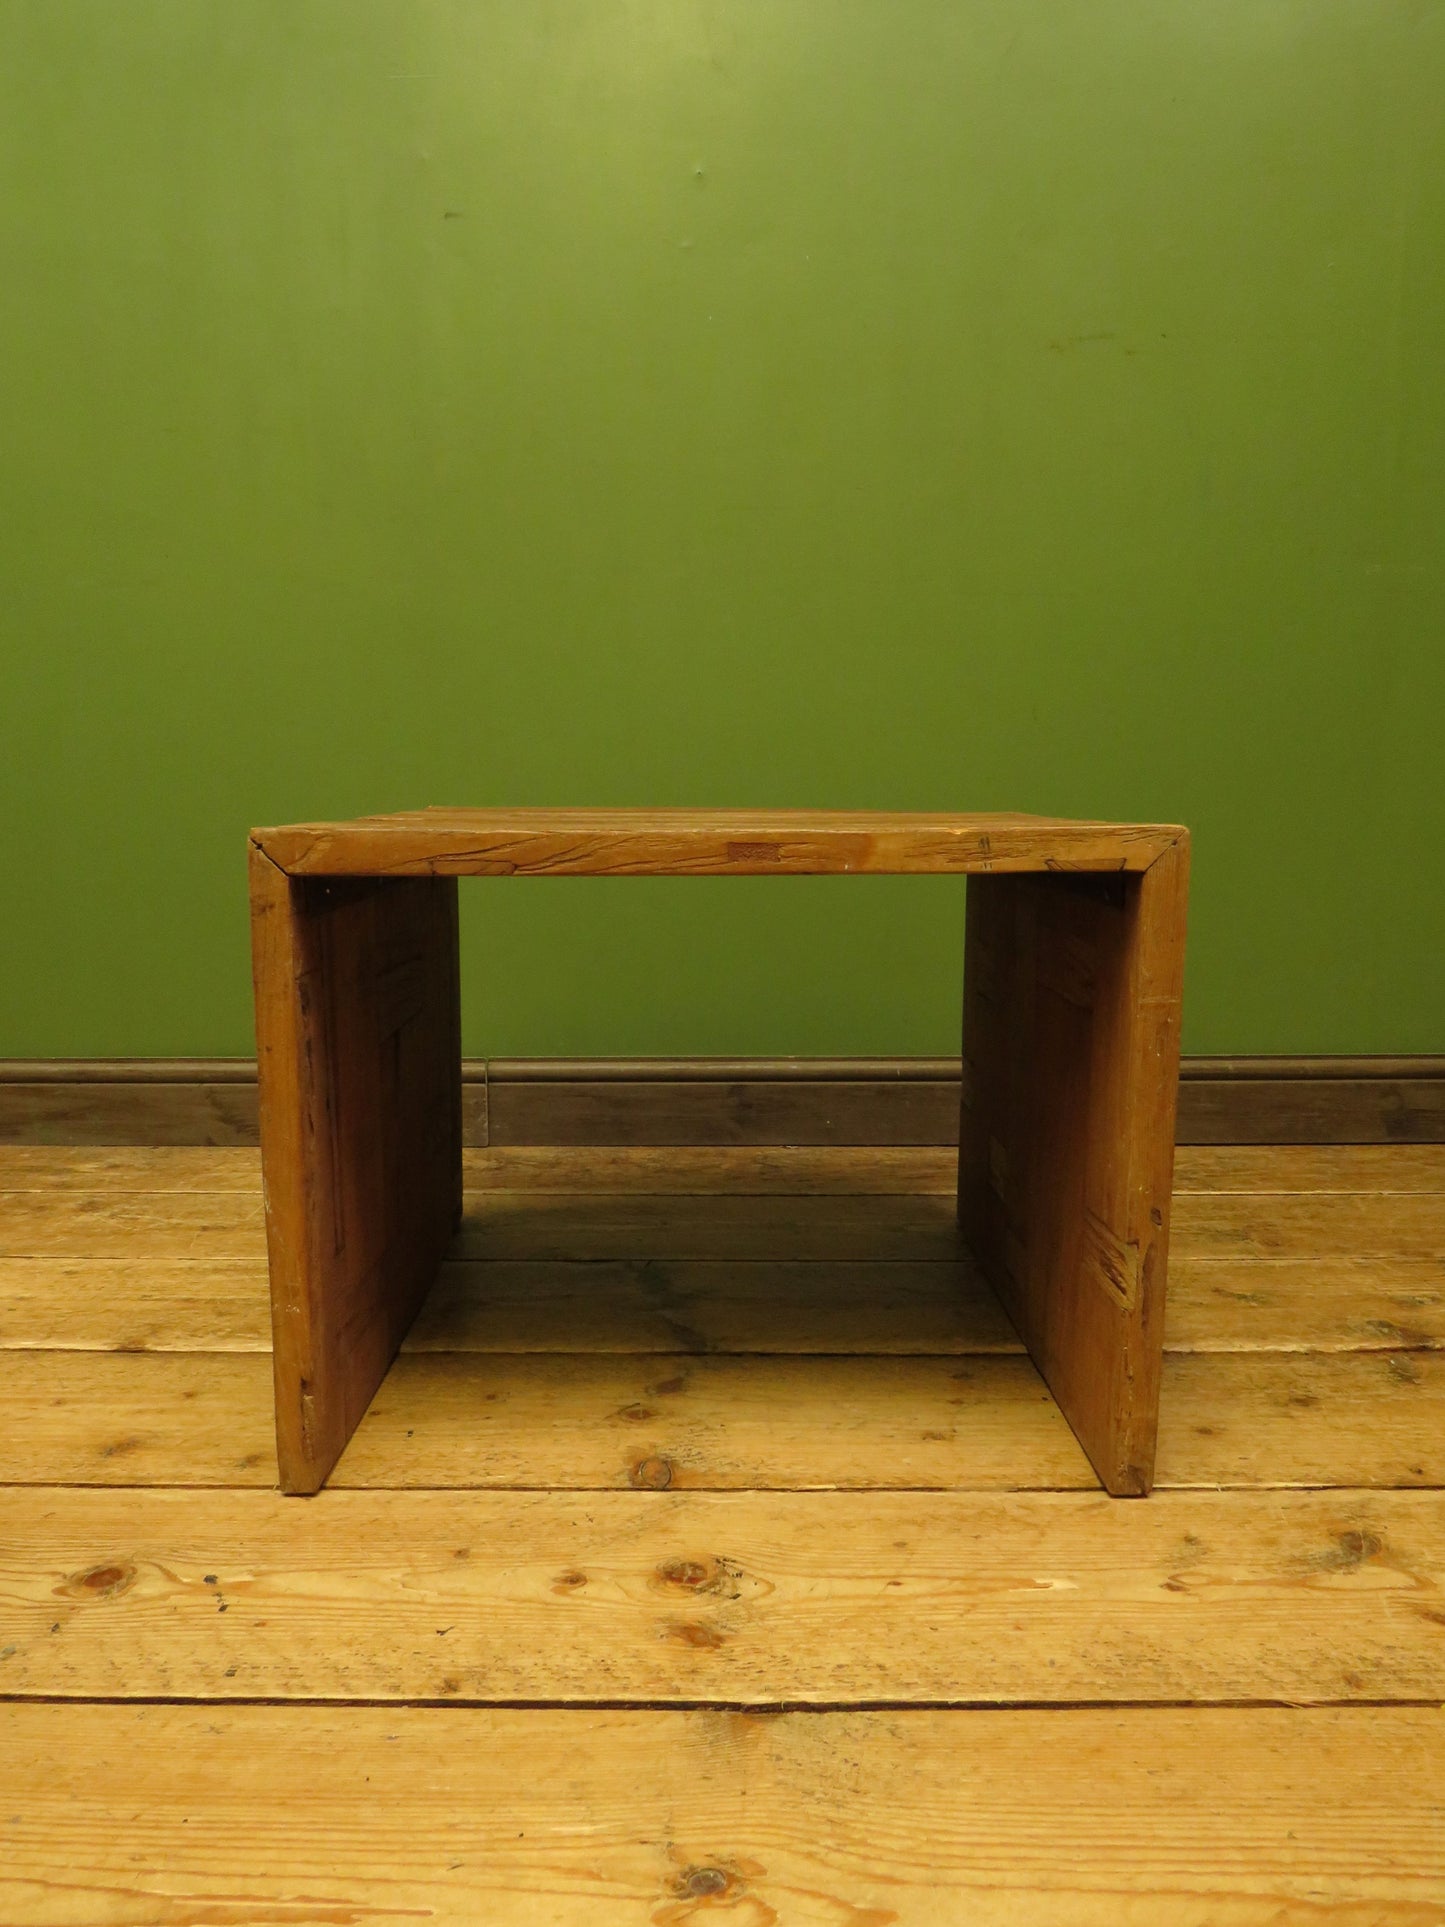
[251,807,1186,877]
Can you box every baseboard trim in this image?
[2,1055,1443,1147]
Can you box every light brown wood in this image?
[5,1486,1442,1704]
[5,1347,1443,1490]
[6,1140,1445,1194]
[0,1349,277,1485]
[3,1703,1441,1924]
[0,1349,1086,1489]
[1159,1349,1445,1488]
[960,849,1189,1494]
[2,1148,1445,1919]
[9,1183,1438,1263]
[403,1257,1015,1355]
[1166,1258,1445,1353]
[0,1258,274,1351]
[445,1187,1442,1262]
[345,1348,1445,1493]
[5,1249,1439,1357]
[0,1188,266,1256]
[406,1254,1436,1360]
[246,813,1188,1490]
[0,1188,972,1261]
[3,1141,1442,1923]
[447,1193,970,1261]
[334,1351,1093,1490]
[1177,1192,1445,1258]
[250,846,462,1493]
[0,1145,266,1189]
[1,1143,968,1195]
[0,1254,1014,1357]
[1173,1144,1445,1192]
[253,807,1185,876]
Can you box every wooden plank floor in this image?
[1,1145,1443,1923]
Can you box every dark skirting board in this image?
[2,1056,1442,1146]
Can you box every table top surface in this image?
[251,809,1187,878]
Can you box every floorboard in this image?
[6,1141,1445,1193]
[0,1141,1441,1922]
[4,1487,1442,1704]
[4,1347,1443,1489]
[4,1252,1440,1355]
[2,1704,1442,1926]
[5,1184,1442,1263]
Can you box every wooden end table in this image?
[249,809,1189,1496]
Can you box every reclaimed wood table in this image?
[249,809,1189,1496]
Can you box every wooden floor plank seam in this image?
[7,1694,1445,1712]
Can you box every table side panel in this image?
[247,812,1187,1496]
[250,845,461,1492]
[960,841,1188,1493]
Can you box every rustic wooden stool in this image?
[249,810,1189,1496]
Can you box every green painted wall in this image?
[3,0,1442,1059]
